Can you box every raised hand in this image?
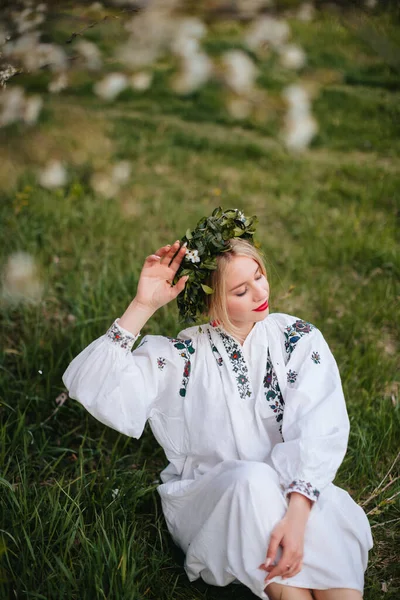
[134,240,188,313]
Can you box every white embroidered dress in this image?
[63,312,373,597]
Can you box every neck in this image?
[227,321,255,345]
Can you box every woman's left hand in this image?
[259,515,305,582]
[259,493,312,583]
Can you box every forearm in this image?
[286,492,313,524]
[118,298,156,336]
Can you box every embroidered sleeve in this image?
[105,319,141,352]
[271,327,350,502]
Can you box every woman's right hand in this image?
[134,241,189,313]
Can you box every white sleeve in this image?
[271,328,350,502]
[62,319,182,439]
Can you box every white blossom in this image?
[39,160,67,188]
[48,72,68,93]
[130,71,153,91]
[172,52,213,95]
[111,488,119,499]
[75,40,102,71]
[172,17,207,57]
[90,172,119,198]
[13,7,45,35]
[296,2,315,22]
[221,50,257,95]
[94,72,128,100]
[282,84,317,151]
[23,95,43,124]
[185,248,200,264]
[283,113,318,152]
[279,44,307,70]
[0,87,25,126]
[112,161,131,185]
[236,0,273,19]
[245,17,290,53]
[1,252,43,305]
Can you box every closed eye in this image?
[236,271,263,296]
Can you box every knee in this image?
[230,461,283,499]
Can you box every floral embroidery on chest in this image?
[207,330,224,367]
[168,338,195,397]
[216,329,251,400]
[263,349,285,437]
[284,319,315,358]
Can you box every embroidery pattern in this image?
[284,319,315,357]
[168,338,195,397]
[216,330,251,399]
[263,350,285,436]
[207,330,224,367]
[287,369,298,384]
[157,357,166,370]
[311,351,321,364]
[106,322,135,350]
[287,479,320,500]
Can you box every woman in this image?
[63,209,373,600]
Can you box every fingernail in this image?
[264,558,271,568]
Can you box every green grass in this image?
[1,2,399,599]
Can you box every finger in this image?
[144,254,162,264]
[169,243,187,273]
[282,560,302,580]
[264,533,281,568]
[154,245,171,257]
[265,550,294,582]
[170,275,189,297]
[160,241,180,264]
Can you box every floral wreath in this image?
[173,207,258,323]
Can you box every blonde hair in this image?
[206,238,267,339]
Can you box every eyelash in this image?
[236,274,263,297]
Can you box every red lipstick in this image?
[253,300,269,312]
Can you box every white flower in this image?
[90,172,119,198]
[236,210,246,223]
[297,2,315,22]
[171,17,207,57]
[279,44,307,70]
[13,7,45,35]
[244,17,290,53]
[283,84,311,116]
[39,160,67,188]
[111,488,119,499]
[0,87,25,126]
[283,113,318,152]
[221,50,257,95]
[130,71,153,91]
[185,248,200,263]
[48,72,68,93]
[1,252,43,305]
[23,95,43,125]
[94,72,128,100]
[75,40,102,71]
[171,52,213,95]
[111,161,131,185]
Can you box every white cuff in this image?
[105,318,141,351]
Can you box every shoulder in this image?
[263,312,322,359]
[265,312,318,335]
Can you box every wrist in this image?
[118,297,156,335]
[286,492,313,521]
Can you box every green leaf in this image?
[185,228,192,240]
[201,284,214,294]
